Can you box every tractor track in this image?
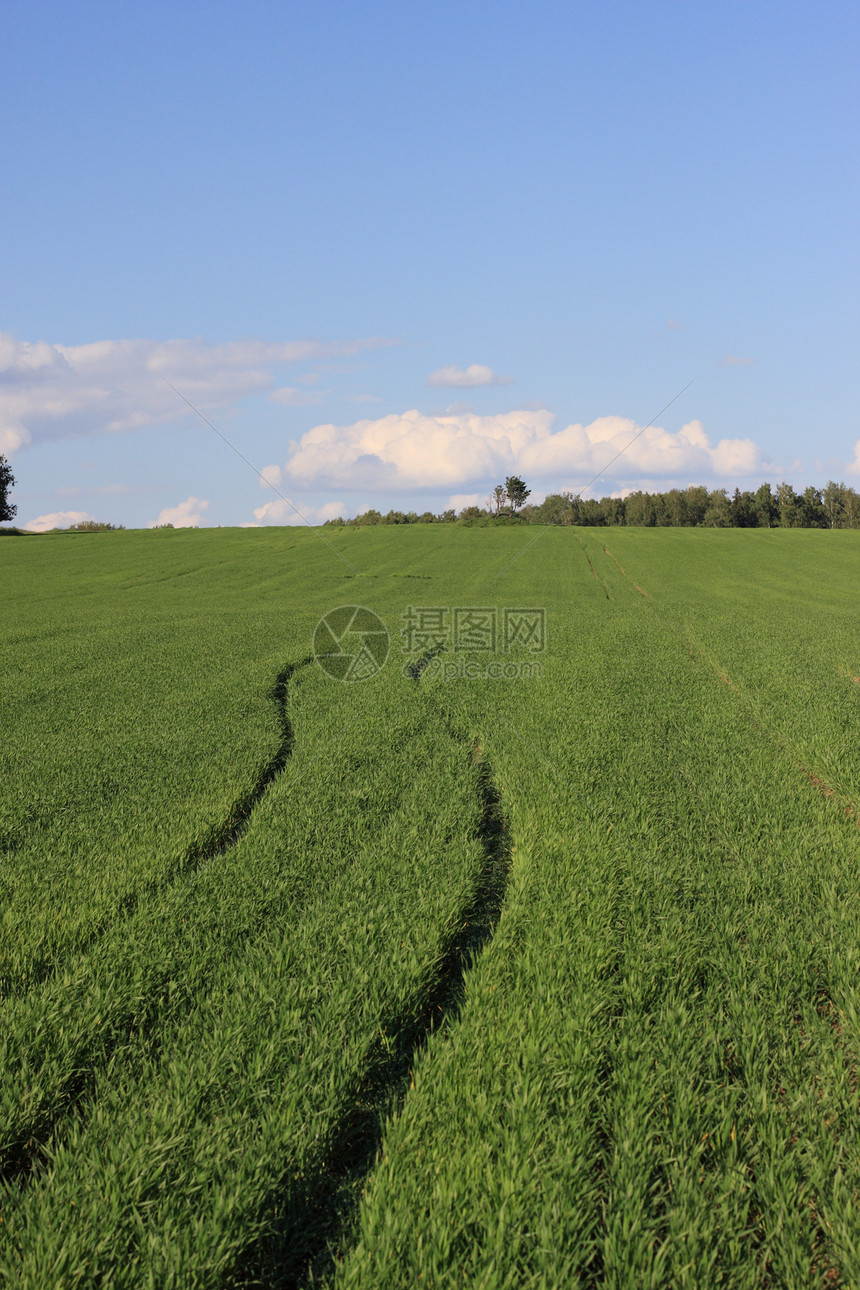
[4,651,514,1290]
[240,650,513,1289]
[686,639,860,829]
[0,660,314,1003]
[575,535,610,599]
[602,543,649,597]
[0,660,314,1186]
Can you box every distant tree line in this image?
[324,480,860,529]
[66,520,125,531]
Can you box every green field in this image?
[2,525,859,1288]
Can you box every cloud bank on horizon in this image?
[264,408,769,494]
[6,328,859,532]
[148,496,210,529]
[24,509,97,534]
[252,497,348,527]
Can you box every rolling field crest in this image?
[2,526,859,1286]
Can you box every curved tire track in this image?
[186,657,313,865]
[5,653,513,1287]
[1,660,313,1002]
[0,659,313,1185]
[239,652,513,1290]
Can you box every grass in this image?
[1,525,859,1286]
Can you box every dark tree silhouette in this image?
[0,455,16,523]
[504,476,531,513]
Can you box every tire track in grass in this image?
[684,640,856,1276]
[404,643,445,680]
[797,765,859,826]
[601,542,649,597]
[575,534,611,600]
[240,651,513,1290]
[686,638,860,828]
[186,657,314,865]
[601,654,839,1285]
[0,659,314,1186]
[0,659,314,1001]
[591,586,859,1282]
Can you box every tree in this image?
[625,491,656,527]
[730,488,754,527]
[798,486,826,528]
[844,486,860,529]
[685,485,710,527]
[598,495,626,526]
[458,505,487,524]
[823,480,844,529]
[776,481,801,527]
[504,476,531,513]
[663,489,688,527]
[491,484,507,515]
[0,455,16,523]
[823,480,860,529]
[534,493,573,525]
[703,489,731,527]
[578,498,605,526]
[751,482,777,528]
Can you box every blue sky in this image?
[2,0,858,529]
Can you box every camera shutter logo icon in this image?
[313,606,390,681]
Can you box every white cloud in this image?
[269,386,322,406]
[24,509,96,532]
[426,364,512,388]
[252,498,347,526]
[446,493,482,511]
[848,439,860,475]
[0,422,29,454]
[280,408,768,491]
[706,434,761,475]
[148,496,210,528]
[259,463,283,488]
[0,331,395,452]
